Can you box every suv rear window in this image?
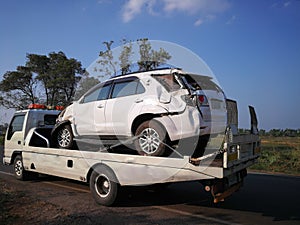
[183,74,222,92]
[152,74,182,92]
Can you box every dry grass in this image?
[250,136,300,175]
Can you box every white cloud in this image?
[271,1,292,9]
[163,0,230,14]
[146,0,158,16]
[194,14,216,27]
[194,19,203,26]
[122,0,147,23]
[122,0,230,23]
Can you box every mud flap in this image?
[213,181,242,203]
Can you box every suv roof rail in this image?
[111,66,182,78]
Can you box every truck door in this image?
[4,113,26,156]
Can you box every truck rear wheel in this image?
[89,165,119,206]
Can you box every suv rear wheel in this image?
[135,120,168,156]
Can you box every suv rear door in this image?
[104,77,146,137]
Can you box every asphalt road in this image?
[1,147,300,225]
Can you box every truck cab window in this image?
[7,114,25,140]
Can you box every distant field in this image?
[250,136,300,175]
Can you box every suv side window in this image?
[7,114,25,140]
[97,84,112,100]
[82,82,112,103]
[111,80,145,98]
[82,88,100,103]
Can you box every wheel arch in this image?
[131,113,162,135]
[86,163,120,185]
[51,120,72,136]
[11,151,22,165]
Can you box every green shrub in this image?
[0,135,4,146]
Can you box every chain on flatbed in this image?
[190,147,227,165]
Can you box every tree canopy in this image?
[0,39,172,110]
[96,38,171,78]
[0,51,85,109]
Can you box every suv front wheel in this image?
[56,124,74,149]
[135,120,168,156]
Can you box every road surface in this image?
[1,147,300,224]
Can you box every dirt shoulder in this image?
[0,173,121,225]
[0,175,69,225]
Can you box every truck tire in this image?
[56,124,74,149]
[135,120,168,156]
[89,165,119,206]
[13,155,30,180]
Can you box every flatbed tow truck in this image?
[2,102,260,206]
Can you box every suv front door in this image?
[75,82,112,136]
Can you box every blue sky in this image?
[0,0,299,130]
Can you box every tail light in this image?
[197,95,209,106]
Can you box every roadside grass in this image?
[250,136,300,175]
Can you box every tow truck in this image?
[2,102,260,206]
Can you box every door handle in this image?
[97,104,104,108]
[135,98,143,103]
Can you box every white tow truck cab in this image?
[3,103,260,206]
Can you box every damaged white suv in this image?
[52,68,227,156]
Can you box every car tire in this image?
[13,155,36,180]
[56,124,74,149]
[89,165,119,206]
[135,120,168,156]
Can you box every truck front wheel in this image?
[13,155,33,180]
[89,165,119,206]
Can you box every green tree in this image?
[0,51,85,109]
[97,38,172,77]
[137,38,171,71]
[0,66,38,109]
[119,39,133,75]
[97,41,117,77]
